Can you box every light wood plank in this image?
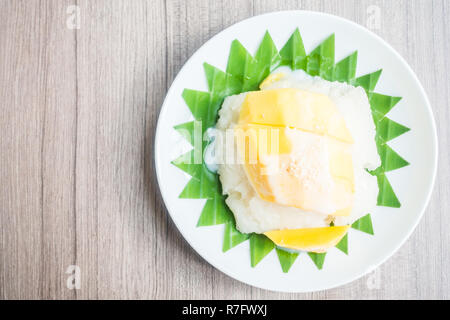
[0,0,78,299]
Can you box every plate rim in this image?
[154,10,438,293]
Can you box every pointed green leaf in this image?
[182,89,210,120]
[377,141,410,172]
[204,63,223,92]
[225,38,280,92]
[375,172,401,207]
[226,40,255,77]
[253,31,281,79]
[179,170,219,199]
[352,214,374,235]
[174,121,196,146]
[306,34,335,80]
[197,195,233,226]
[376,117,410,142]
[372,109,386,123]
[182,89,220,128]
[308,252,326,270]
[171,150,203,178]
[335,233,348,254]
[223,222,250,252]
[203,63,243,98]
[333,51,357,83]
[250,234,275,267]
[173,120,203,167]
[279,28,307,70]
[354,69,382,92]
[369,93,402,118]
[276,248,299,273]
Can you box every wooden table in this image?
[1,0,448,300]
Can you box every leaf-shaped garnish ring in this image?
[172,29,410,272]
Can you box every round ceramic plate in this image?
[155,11,437,292]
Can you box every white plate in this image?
[154,11,438,292]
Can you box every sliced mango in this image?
[328,139,354,189]
[332,207,352,216]
[234,124,292,160]
[236,88,355,216]
[235,126,354,215]
[239,88,353,143]
[234,124,291,201]
[259,73,285,89]
[264,225,350,252]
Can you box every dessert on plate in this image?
[172,30,409,271]
[214,67,381,253]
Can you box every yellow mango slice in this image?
[328,139,354,188]
[235,125,354,215]
[234,124,291,201]
[259,73,285,89]
[332,207,352,216]
[239,88,353,143]
[332,177,353,215]
[264,225,350,252]
[234,124,292,160]
[236,88,355,216]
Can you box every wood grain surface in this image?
[0,0,448,300]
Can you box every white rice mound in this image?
[215,68,381,234]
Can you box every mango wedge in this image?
[239,88,353,143]
[264,225,350,252]
[236,88,355,216]
[259,72,286,89]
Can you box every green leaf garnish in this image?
[171,150,204,179]
[306,34,335,80]
[197,195,233,226]
[223,221,250,252]
[335,233,349,254]
[253,31,282,79]
[333,51,357,83]
[279,28,307,70]
[369,93,402,118]
[276,248,299,273]
[352,214,375,235]
[377,141,410,172]
[178,174,218,199]
[203,63,243,98]
[354,69,382,92]
[376,117,410,142]
[375,172,401,207]
[308,252,327,270]
[250,234,275,267]
[174,121,197,146]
